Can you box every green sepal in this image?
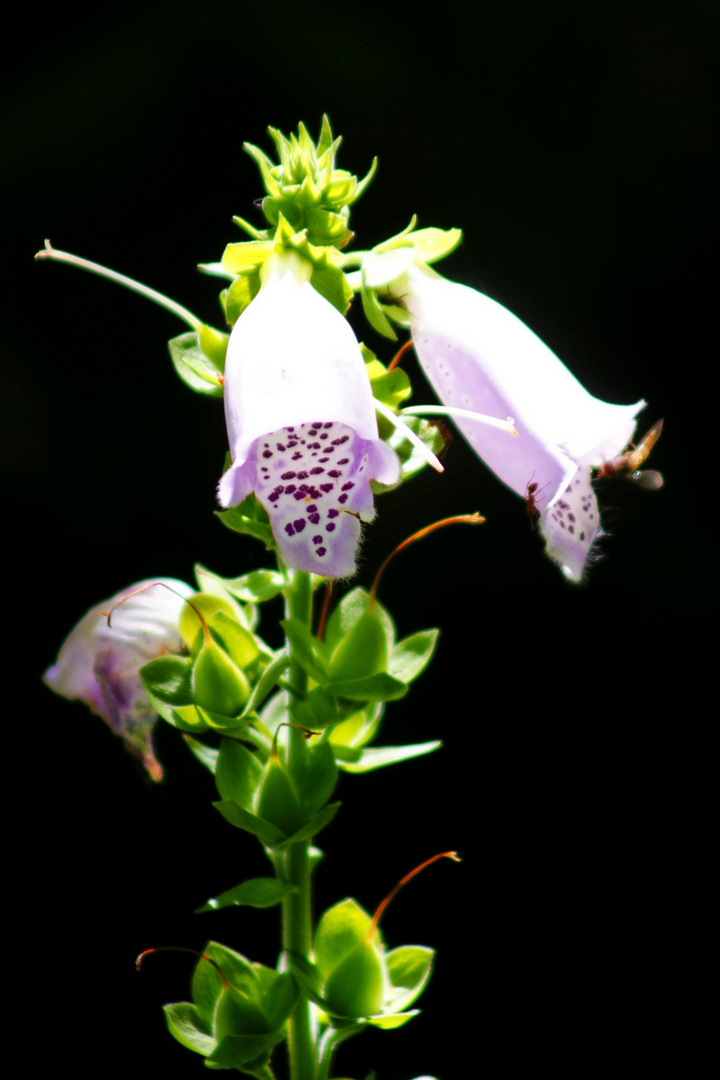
[274,801,341,849]
[196,877,296,913]
[258,753,305,836]
[198,323,230,369]
[232,215,270,241]
[385,946,434,1013]
[314,899,375,983]
[360,284,397,340]
[209,610,266,670]
[224,271,262,324]
[324,941,385,1018]
[192,638,251,717]
[168,331,224,396]
[183,734,219,773]
[335,741,442,774]
[292,686,339,731]
[363,349,412,412]
[207,1031,285,1072]
[140,655,194,721]
[194,563,258,631]
[324,588,395,656]
[215,738,264,809]
[290,740,337,817]
[221,239,274,277]
[172,703,255,736]
[239,650,292,719]
[217,493,274,547]
[329,605,390,682]
[388,630,439,683]
[212,799,287,847]
[366,1011,418,1030]
[280,617,330,684]
[163,1002,215,1056]
[325,673,408,702]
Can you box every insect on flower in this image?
[523,477,550,530]
[596,419,664,490]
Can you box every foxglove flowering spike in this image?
[391,263,646,581]
[43,579,194,780]
[218,253,400,578]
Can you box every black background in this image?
[3,2,718,1077]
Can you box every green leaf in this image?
[276,801,341,849]
[183,734,218,773]
[196,877,296,913]
[325,673,407,702]
[336,741,442,773]
[280,618,329,684]
[140,655,194,721]
[388,630,439,683]
[168,331,224,396]
[210,610,265,669]
[215,739,263,809]
[163,1002,215,1056]
[213,800,286,847]
[386,946,434,1012]
[291,741,337,817]
[360,285,397,340]
[217,493,274,546]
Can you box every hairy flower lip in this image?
[43,578,194,780]
[218,254,399,578]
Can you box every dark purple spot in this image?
[268,492,280,503]
[323,422,333,429]
[306,504,317,512]
[294,491,306,501]
[319,457,329,464]
[299,483,309,492]
[285,485,297,494]
[337,458,349,465]
[328,470,341,478]
[312,535,323,545]
[308,442,321,449]
[310,467,324,475]
[292,452,303,461]
[276,442,286,452]
[338,494,348,504]
[579,531,586,541]
[319,433,329,440]
[316,547,326,557]
[328,509,339,519]
[326,523,336,532]
[559,521,566,529]
[297,471,308,480]
[341,482,355,491]
[285,523,295,536]
[281,471,297,480]
[262,449,273,459]
[293,519,306,533]
[320,483,333,493]
[308,513,321,524]
[568,525,575,534]
[568,513,576,522]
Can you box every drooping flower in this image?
[43,578,194,780]
[390,263,646,581]
[218,253,399,578]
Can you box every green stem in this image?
[282,570,316,1080]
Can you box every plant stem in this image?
[282,570,316,1080]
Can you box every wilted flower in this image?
[392,263,646,581]
[43,578,194,780]
[218,253,399,578]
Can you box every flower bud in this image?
[323,939,386,1018]
[192,639,250,717]
[329,605,388,681]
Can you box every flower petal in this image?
[43,579,194,779]
[539,467,600,582]
[219,256,399,575]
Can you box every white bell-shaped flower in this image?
[43,579,194,779]
[394,263,646,581]
[218,253,399,578]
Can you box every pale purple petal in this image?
[43,578,193,779]
[218,256,399,576]
[539,467,600,582]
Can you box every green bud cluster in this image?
[239,116,377,249]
